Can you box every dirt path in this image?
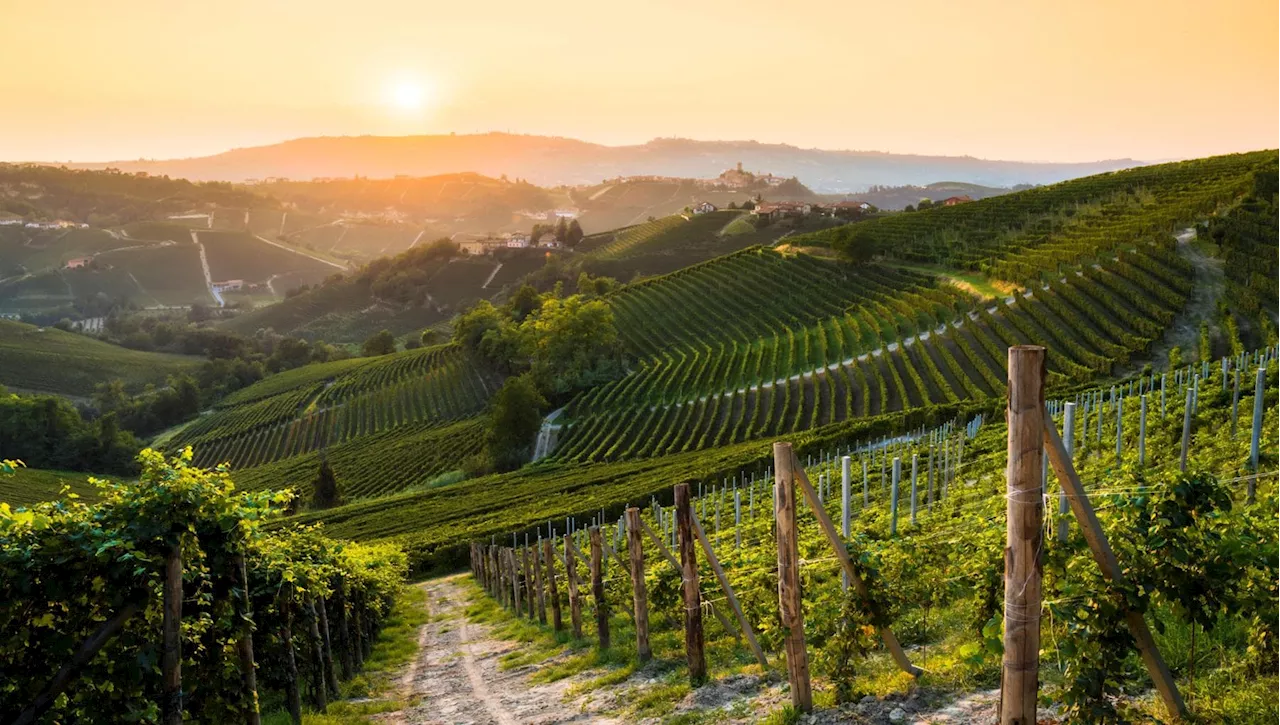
[389,575,620,725]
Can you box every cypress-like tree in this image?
[312,451,342,509]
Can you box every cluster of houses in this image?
[457,231,565,256]
[690,199,877,222]
[0,219,88,230]
[516,208,579,222]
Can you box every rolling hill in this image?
[62,133,1142,193]
[0,318,201,397]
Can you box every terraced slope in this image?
[793,151,1271,282]
[556,241,1193,462]
[169,344,502,489]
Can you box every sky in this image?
[1,0,1275,163]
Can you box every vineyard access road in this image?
[383,576,1056,724]
[387,575,620,725]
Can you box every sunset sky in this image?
[3,0,1275,163]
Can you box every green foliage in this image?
[361,329,398,357]
[0,448,406,723]
[311,453,342,509]
[486,374,547,472]
[0,390,141,474]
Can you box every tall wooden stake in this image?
[233,555,261,725]
[675,483,707,684]
[533,540,547,625]
[162,540,183,725]
[624,508,651,662]
[588,527,610,649]
[1001,345,1044,725]
[565,537,583,638]
[543,537,563,632]
[774,443,813,712]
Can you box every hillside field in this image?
[0,319,201,397]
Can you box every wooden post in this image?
[231,555,261,725]
[162,540,183,725]
[280,591,303,725]
[774,443,813,711]
[624,508,651,662]
[862,458,869,506]
[306,597,329,713]
[1250,366,1265,474]
[1043,411,1189,720]
[523,545,536,621]
[333,582,353,681]
[734,490,742,552]
[565,537,584,638]
[511,548,522,615]
[588,527,610,649]
[675,483,707,684]
[543,537,563,632]
[317,597,340,699]
[534,540,547,625]
[1180,388,1193,472]
[928,443,936,508]
[1057,403,1075,543]
[1001,345,1044,725]
[1115,394,1123,461]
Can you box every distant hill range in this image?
[65,134,1143,193]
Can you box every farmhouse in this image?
[65,257,92,269]
[751,201,812,222]
[942,195,973,206]
[692,201,718,215]
[537,233,562,249]
[212,280,245,292]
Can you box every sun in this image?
[385,77,431,113]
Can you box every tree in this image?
[565,219,584,247]
[420,328,441,346]
[524,295,624,395]
[506,285,543,323]
[362,329,397,357]
[486,374,547,471]
[311,452,342,509]
[917,198,934,210]
[554,216,569,242]
[904,204,916,213]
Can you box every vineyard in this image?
[553,236,1196,462]
[0,319,200,397]
[169,344,501,493]
[791,150,1271,284]
[469,347,1279,723]
[0,449,409,724]
[196,230,338,286]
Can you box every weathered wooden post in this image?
[280,589,303,725]
[588,526,609,649]
[543,537,563,632]
[534,538,547,625]
[162,540,183,725]
[624,508,651,662]
[774,442,812,712]
[565,537,583,638]
[675,483,707,684]
[316,597,340,698]
[1001,345,1044,725]
[231,555,261,725]
[841,455,852,591]
[305,597,329,712]
[1057,402,1075,543]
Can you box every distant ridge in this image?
[56,133,1143,193]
